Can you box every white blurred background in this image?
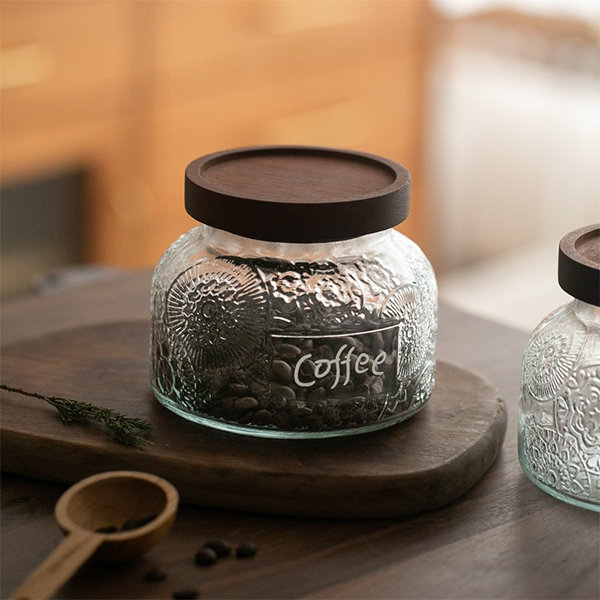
[429,0,599,329]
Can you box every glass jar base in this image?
[519,454,600,513]
[152,386,427,439]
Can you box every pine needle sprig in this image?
[0,384,153,448]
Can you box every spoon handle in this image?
[11,529,103,600]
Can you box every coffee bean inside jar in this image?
[151,146,437,438]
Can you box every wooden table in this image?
[1,272,598,599]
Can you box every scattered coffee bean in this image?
[145,566,167,582]
[236,541,257,558]
[203,539,232,558]
[122,514,157,531]
[95,525,119,534]
[172,589,199,599]
[195,547,218,566]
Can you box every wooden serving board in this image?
[0,321,506,518]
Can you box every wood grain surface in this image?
[184,146,411,243]
[1,271,598,600]
[1,321,505,518]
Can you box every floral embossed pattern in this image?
[520,413,592,498]
[522,312,585,401]
[519,301,600,509]
[166,258,269,373]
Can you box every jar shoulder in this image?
[153,227,437,295]
[521,300,599,400]
[527,301,600,343]
[152,226,205,292]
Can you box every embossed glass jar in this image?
[151,146,437,438]
[519,224,600,510]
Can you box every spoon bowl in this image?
[12,470,179,599]
[56,470,178,561]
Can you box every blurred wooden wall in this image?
[1,0,432,267]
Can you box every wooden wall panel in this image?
[1,0,431,267]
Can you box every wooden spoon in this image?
[11,470,179,600]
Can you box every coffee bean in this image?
[316,344,334,360]
[269,396,287,409]
[301,339,313,350]
[273,412,294,428]
[346,396,366,407]
[195,547,218,566]
[253,409,272,426]
[275,343,301,359]
[313,399,328,413]
[172,589,199,599]
[227,383,249,396]
[340,337,363,352]
[220,397,235,413]
[291,405,312,417]
[272,360,293,384]
[250,381,268,396]
[237,412,254,425]
[95,525,119,534]
[370,378,384,395]
[298,358,316,379]
[203,539,232,558]
[355,382,370,395]
[306,416,324,428]
[339,380,354,394]
[122,514,157,531]
[324,413,340,427]
[307,386,326,402]
[269,387,295,408]
[233,397,258,412]
[236,541,257,558]
[270,384,296,402]
[145,566,167,582]
[383,364,396,380]
[321,374,336,390]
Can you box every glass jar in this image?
[151,146,437,438]
[519,224,600,510]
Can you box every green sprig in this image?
[1,384,153,448]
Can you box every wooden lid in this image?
[185,145,410,242]
[558,223,600,306]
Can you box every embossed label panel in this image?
[272,324,400,396]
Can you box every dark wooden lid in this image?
[558,223,600,306]
[184,145,410,243]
